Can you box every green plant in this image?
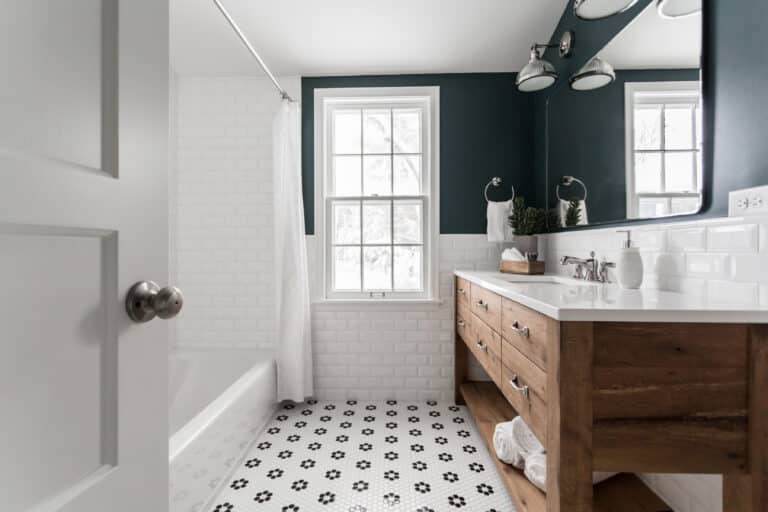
[508,197,556,236]
[565,199,582,227]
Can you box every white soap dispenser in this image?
[616,230,643,289]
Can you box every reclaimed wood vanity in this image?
[454,271,768,512]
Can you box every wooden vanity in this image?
[454,272,768,512]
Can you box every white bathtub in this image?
[169,348,276,512]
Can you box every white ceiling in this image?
[171,0,570,76]
[599,3,702,70]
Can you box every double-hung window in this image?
[315,87,439,301]
[625,81,703,219]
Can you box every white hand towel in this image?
[493,416,545,468]
[559,199,589,227]
[524,453,617,493]
[487,200,512,242]
[501,247,526,262]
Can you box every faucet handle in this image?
[599,260,616,283]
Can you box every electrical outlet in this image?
[729,185,768,217]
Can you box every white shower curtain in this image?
[273,100,313,402]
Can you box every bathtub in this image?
[169,348,276,512]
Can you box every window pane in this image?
[664,106,695,150]
[671,197,701,215]
[393,155,422,195]
[634,105,662,150]
[393,201,422,244]
[363,109,391,154]
[638,198,669,218]
[393,109,421,153]
[664,152,695,192]
[363,246,392,291]
[333,110,361,154]
[333,247,361,291]
[362,200,391,244]
[363,156,392,196]
[332,201,361,244]
[333,156,361,196]
[394,246,422,291]
[634,153,662,193]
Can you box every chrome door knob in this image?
[125,281,184,323]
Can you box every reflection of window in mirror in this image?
[625,82,702,219]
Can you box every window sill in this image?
[312,298,445,310]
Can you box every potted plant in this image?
[508,197,558,256]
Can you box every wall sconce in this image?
[573,0,639,20]
[569,56,616,91]
[657,0,702,18]
[516,31,574,93]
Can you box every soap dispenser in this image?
[616,230,643,289]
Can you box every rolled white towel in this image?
[523,453,618,493]
[493,421,525,469]
[493,417,544,469]
[512,415,544,455]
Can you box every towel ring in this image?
[556,175,588,202]
[484,177,516,203]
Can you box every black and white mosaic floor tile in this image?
[209,400,515,512]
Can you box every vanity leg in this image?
[547,322,594,512]
[723,476,753,511]
[743,326,768,511]
[455,333,468,404]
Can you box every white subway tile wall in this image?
[542,214,768,512]
[171,76,300,350]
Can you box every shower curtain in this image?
[273,100,313,402]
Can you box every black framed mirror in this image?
[543,0,710,230]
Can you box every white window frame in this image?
[624,81,702,219]
[314,87,440,302]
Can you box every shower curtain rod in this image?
[212,0,295,102]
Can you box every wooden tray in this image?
[500,260,545,275]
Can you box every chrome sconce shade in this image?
[657,0,702,18]
[516,31,574,93]
[573,0,639,20]
[569,57,616,91]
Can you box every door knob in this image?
[125,281,184,323]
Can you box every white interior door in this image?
[0,1,170,511]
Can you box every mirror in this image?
[545,2,703,227]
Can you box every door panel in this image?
[0,0,169,510]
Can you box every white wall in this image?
[541,214,768,512]
[171,76,299,350]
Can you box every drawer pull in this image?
[476,340,489,353]
[475,300,489,311]
[457,287,467,295]
[457,319,466,327]
[510,321,530,338]
[509,374,530,401]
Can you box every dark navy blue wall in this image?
[301,74,534,234]
[545,69,699,224]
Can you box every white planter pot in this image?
[512,235,538,256]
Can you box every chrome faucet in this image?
[560,251,615,283]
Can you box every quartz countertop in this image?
[455,271,768,323]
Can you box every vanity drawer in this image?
[501,344,548,443]
[469,314,502,386]
[456,304,472,343]
[470,283,502,332]
[456,277,471,307]
[501,298,555,371]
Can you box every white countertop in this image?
[455,271,768,323]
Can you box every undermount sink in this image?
[495,275,599,287]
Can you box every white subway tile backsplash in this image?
[707,224,759,252]
[667,227,707,252]
[685,253,731,278]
